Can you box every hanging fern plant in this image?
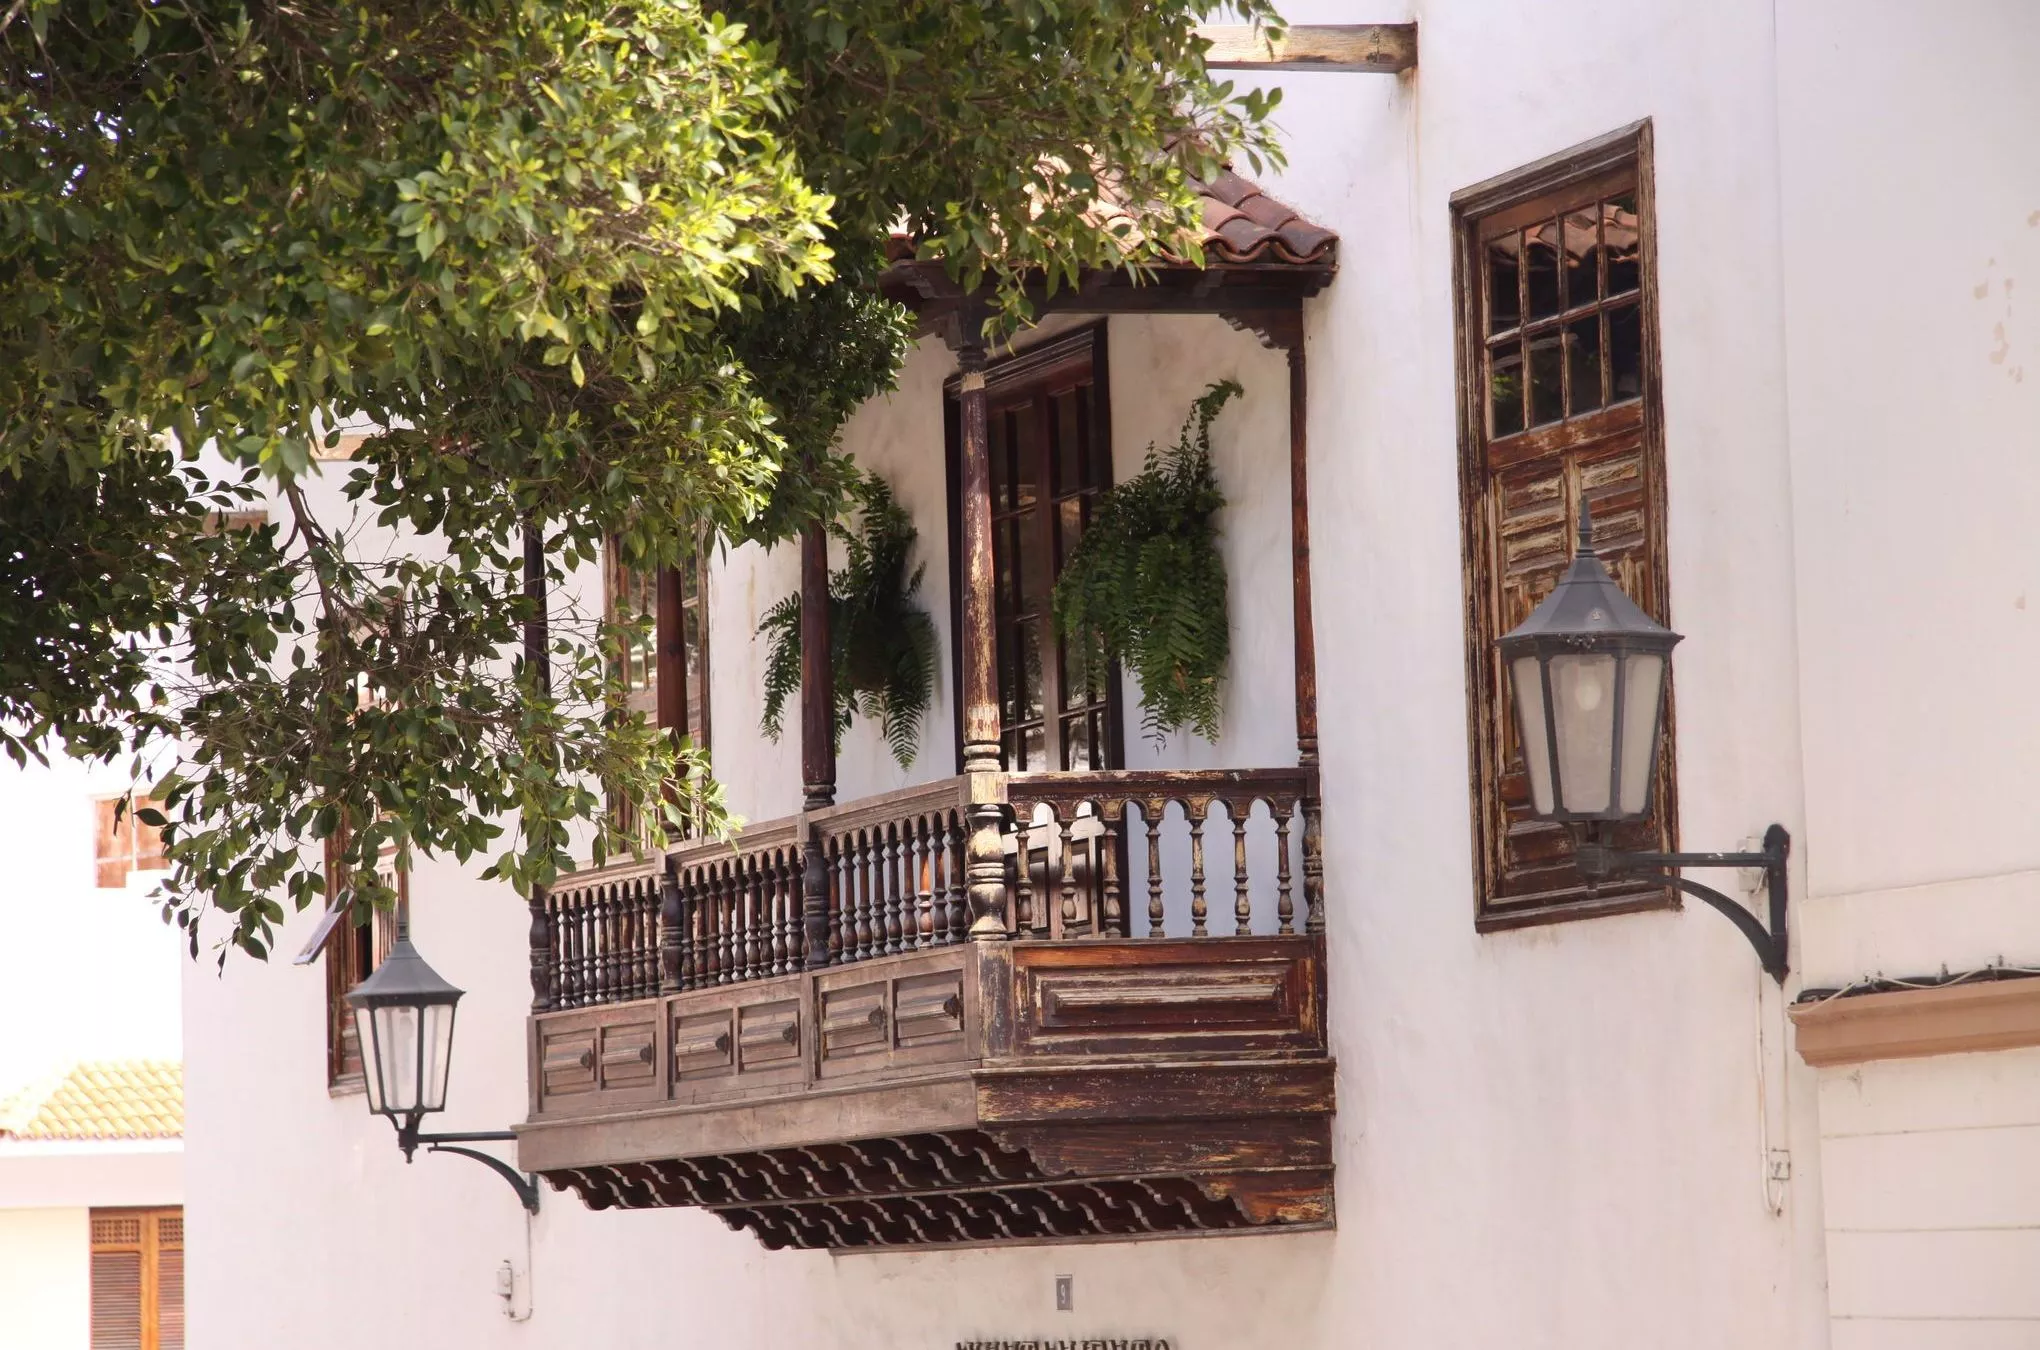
[1053,379,1239,744]
[758,474,937,770]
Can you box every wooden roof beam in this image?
[1198,23,1417,74]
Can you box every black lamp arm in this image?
[392,1120,542,1214]
[1577,823,1791,984]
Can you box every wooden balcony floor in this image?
[518,936,1334,1250]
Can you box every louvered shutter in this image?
[154,1213,184,1350]
[91,1207,182,1350]
[90,1250,144,1349]
[1478,421,1674,917]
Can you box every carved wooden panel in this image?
[672,1008,734,1083]
[1010,939,1322,1056]
[532,1005,662,1112]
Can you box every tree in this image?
[0,0,1282,959]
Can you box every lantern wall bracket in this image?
[1576,823,1791,984]
[393,1120,541,1214]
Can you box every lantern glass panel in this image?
[354,1006,384,1112]
[1550,652,1618,814]
[420,1003,456,1113]
[1511,655,1555,815]
[1618,652,1666,815]
[373,1003,423,1112]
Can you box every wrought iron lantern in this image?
[1499,501,1792,982]
[345,926,540,1211]
[1499,508,1680,821]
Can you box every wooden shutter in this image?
[1455,123,1676,929]
[91,1208,181,1350]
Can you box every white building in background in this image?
[0,762,186,1349]
[180,3,2039,1349]
[0,1063,185,1350]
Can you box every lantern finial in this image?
[1577,497,1595,557]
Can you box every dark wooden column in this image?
[951,313,1011,940]
[1284,325,1326,935]
[523,520,553,1010]
[800,513,836,968]
[798,519,836,811]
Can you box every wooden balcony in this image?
[515,768,1334,1250]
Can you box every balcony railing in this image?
[531,768,1322,1012]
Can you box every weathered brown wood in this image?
[520,932,1334,1250]
[1287,338,1320,769]
[798,518,835,811]
[1452,120,1679,931]
[1198,22,1416,73]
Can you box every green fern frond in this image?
[1052,379,1238,745]
[755,470,937,770]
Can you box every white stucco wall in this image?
[177,1,2040,1348]
[0,1207,90,1350]
[1775,0,2040,986]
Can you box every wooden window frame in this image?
[93,795,167,890]
[91,1206,182,1350]
[321,823,399,1093]
[944,321,1125,775]
[1452,121,1679,930]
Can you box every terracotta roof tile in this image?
[885,167,1336,271]
[0,1061,183,1141]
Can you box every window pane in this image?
[1606,193,1640,294]
[1567,315,1604,417]
[1525,222,1561,320]
[995,521,1019,615]
[989,411,1012,513]
[1061,633,1094,712]
[1061,713,1092,770]
[1008,404,1038,510]
[1489,342,1525,437]
[1016,620,1044,722]
[1019,723,1044,773]
[1018,514,1050,615]
[1528,331,1564,427]
[1486,232,1521,334]
[1608,302,1643,402]
[1056,497,1085,570]
[1562,209,1599,308]
[1053,390,1085,496]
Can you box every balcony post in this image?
[799,514,836,812]
[522,519,555,1011]
[953,310,1011,939]
[1285,325,1326,934]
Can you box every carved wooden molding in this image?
[1790,976,2040,1067]
[541,1128,1333,1250]
[1197,24,1417,74]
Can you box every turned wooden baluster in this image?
[789,846,805,972]
[1145,800,1166,938]
[913,817,935,949]
[1275,801,1296,935]
[1057,810,1079,937]
[660,874,682,993]
[1188,798,1209,938]
[852,829,873,961]
[1015,815,1038,935]
[686,870,706,990]
[782,847,801,975]
[712,861,732,985]
[947,817,969,941]
[1302,793,1325,934]
[738,859,757,982]
[826,837,845,964]
[1232,799,1253,936]
[884,823,905,955]
[1100,802,1124,938]
[528,886,552,1014]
